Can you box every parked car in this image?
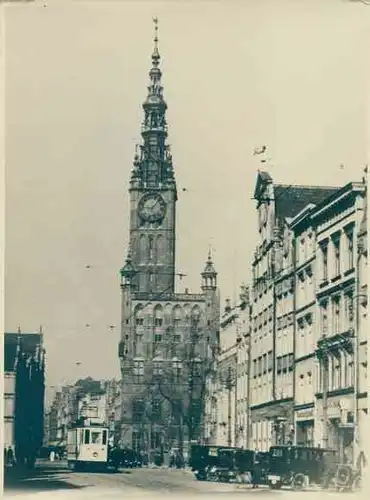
[267,445,339,490]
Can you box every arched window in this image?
[135,304,145,326]
[148,236,154,261]
[139,235,146,262]
[172,305,182,327]
[154,305,163,327]
[156,235,165,264]
[164,303,172,325]
[191,306,201,323]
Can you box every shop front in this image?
[294,406,314,446]
[315,394,355,462]
[251,400,294,451]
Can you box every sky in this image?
[4,0,370,396]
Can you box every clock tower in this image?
[127,18,177,295]
[118,20,220,456]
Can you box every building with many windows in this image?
[250,171,337,451]
[209,300,238,448]
[289,203,317,446]
[312,181,367,464]
[204,289,251,449]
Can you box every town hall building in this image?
[117,21,220,463]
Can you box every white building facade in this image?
[250,171,337,451]
[312,182,367,465]
[204,291,251,448]
[289,204,317,446]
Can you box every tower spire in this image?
[152,17,159,64]
[129,17,176,192]
[146,16,165,108]
[201,249,218,291]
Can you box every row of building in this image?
[44,378,122,448]
[3,329,46,466]
[204,172,368,468]
[113,22,369,468]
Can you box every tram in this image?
[67,423,110,472]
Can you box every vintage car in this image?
[189,445,238,481]
[267,445,339,490]
[190,444,266,484]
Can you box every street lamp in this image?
[220,365,236,447]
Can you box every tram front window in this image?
[102,430,107,445]
[84,430,90,444]
[91,431,102,444]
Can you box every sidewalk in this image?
[3,464,34,485]
[3,461,84,494]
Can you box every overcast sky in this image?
[4,0,369,395]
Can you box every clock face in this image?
[138,193,166,222]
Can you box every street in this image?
[4,461,346,499]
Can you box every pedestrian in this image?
[251,454,262,488]
[6,447,14,467]
[49,449,55,462]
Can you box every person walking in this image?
[6,447,14,467]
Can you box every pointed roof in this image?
[253,170,339,224]
[129,18,176,193]
[274,184,338,223]
[253,170,273,200]
[143,17,167,112]
[4,332,43,372]
[120,246,136,280]
[202,249,217,277]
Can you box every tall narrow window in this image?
[151,400,162,422]
[321,244,328,282]
[346,230,354,270]
[132,431,140,451]
[84,429,90,444]
[139,235,146,262]
[262,353,267,374]
[348,353,354,387]
[333,237,341,277]
[172,360,182,382]
[267,351,273,372]
[332,296,341,334]
[148,272,154,292]
[148,236,154,261]
[345,292,354,329]
[321,301,328,335]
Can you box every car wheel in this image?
[269,482,282,490]
[336,465,352,488]
[292,473,306,490]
